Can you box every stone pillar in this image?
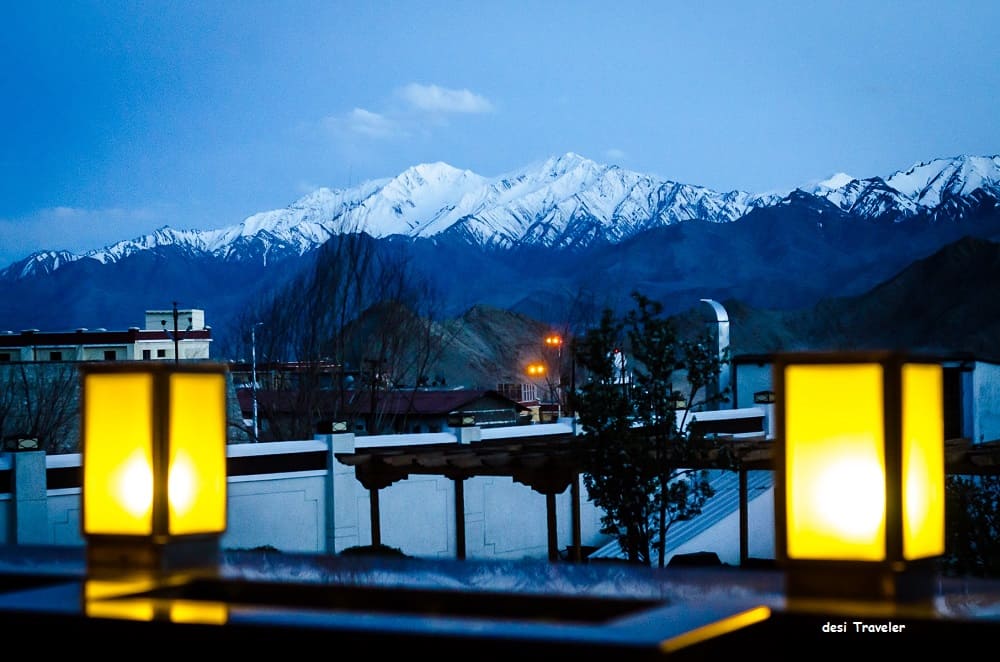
[319,432,355,555]
[12,451,48,545]
[454,425,482,444]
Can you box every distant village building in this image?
[731,352,1000,445]
[238,386,532,440]
[0,308,212,362]
[0,307,227,453]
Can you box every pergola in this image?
[336,431,590,561]
[335,430,1000,564]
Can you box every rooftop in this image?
[1,544,999,652]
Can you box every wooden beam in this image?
[454,478,466,561]
[571,475,582,563]
[384,453,418,467]
[334,454,370,466]
[519,453,548,469]
[546,493,558,562]
[481,452,512,467]
[739,467,748,567]
[369,488,381,548]
[417,454,448,468]
[448,453,483,469]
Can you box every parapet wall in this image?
[0,432,609,561]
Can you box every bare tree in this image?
[333,239,457,434]
[233,229,456,440]
[0,363,80,453]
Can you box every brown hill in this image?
[715,235,1000,360]
[435,305,558,390]
[381,236,1000,389]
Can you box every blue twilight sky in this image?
[1,0,999,268]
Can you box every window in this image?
[157,349,167,358]
[104,350,117,361]
[943,366,968,440]
[49,351,62,361]
[142,349,152,360]
[0,353,10,362]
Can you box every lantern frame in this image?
[80,361,229,575]
[773,350,945,602]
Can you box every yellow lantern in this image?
[80,362,229,575]
[773,351,944,601]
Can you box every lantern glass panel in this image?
[902,363,945,560]
[168,372,227,535]
[83,372,155,536]
[785,363,886,561]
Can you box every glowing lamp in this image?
[773,351,944,601]
[447,413,476,427]
[526,363,546,376]
[80,362,229,575]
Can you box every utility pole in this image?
[569,337,577,434]
[545,334,563,419]
[172,301,180,364]
[252,322,263,442]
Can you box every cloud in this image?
[399,83,494,114]
[51,206,87,218]
[315,85,492,150]
[322,108,400,140]
[605,148,627,161]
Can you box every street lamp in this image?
[251,322,263,442]
[524,362,546,423]
[545,334,564,418]
[526,361,561,421]
[526,362,546,377]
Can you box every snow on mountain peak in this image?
[534,152,603,180]
[0,250,81,280]
[886,154,1000,206]
[7,152,999,281]
[813,172,856,191]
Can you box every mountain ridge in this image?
[2,151,1000,363]
[706,234,1000,364]
[6,152,998,281]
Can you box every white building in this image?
[732,352,1000,445]
[0,308,212,362]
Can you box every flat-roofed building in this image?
[0,308,211,362]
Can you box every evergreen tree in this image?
[944,474,1000,577]
[575,292,732,566]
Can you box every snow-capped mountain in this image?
[2,250,79,280]
[886,155,1000,205]
[0,153,780,279]
[3,152,999,281]
[809,155,1000,221]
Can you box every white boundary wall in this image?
[0,428,612,561]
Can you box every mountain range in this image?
[2,152,999,372]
